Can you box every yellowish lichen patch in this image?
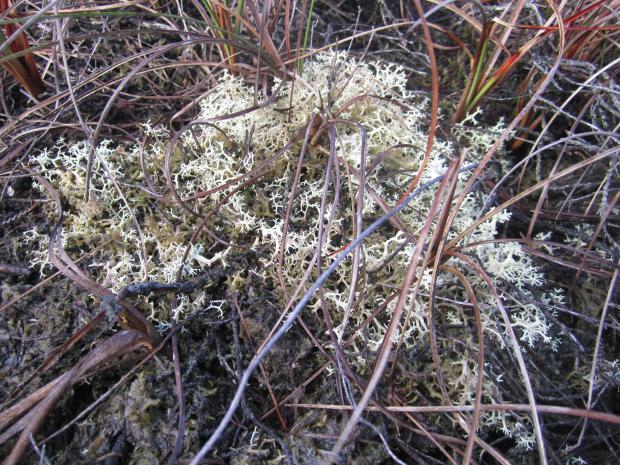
[29,52,561,449]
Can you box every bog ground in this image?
[1,1,619,464]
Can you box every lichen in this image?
[30,51,559,451]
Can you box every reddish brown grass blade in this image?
[0,330,151,465]
[1,0,43,97]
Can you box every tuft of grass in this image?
[451,0,620,127]
[0,0,43,97]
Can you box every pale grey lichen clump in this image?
[29,52,559,448]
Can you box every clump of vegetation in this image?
[1,1,618,464]
[28,51,559,456]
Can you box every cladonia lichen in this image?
[29,51,560,450]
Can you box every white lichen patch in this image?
[31,51,559,449]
